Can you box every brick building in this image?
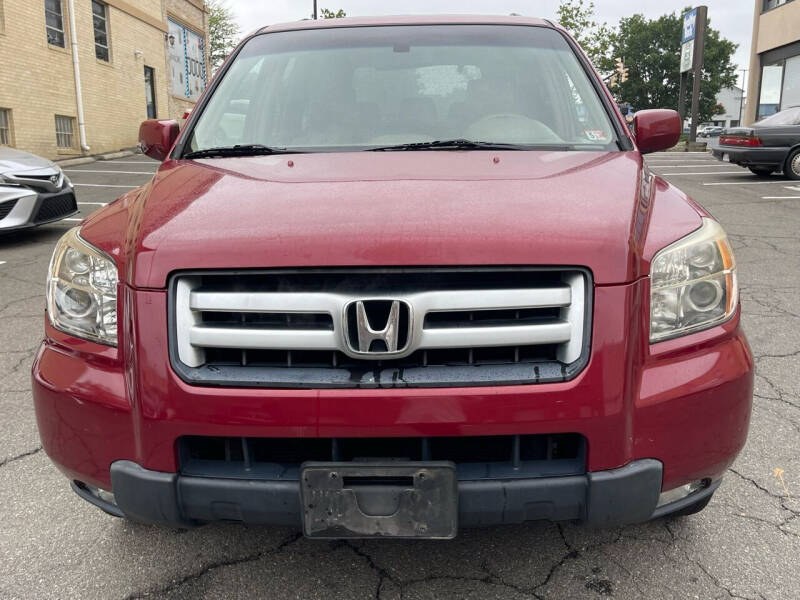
[0,0,209,159]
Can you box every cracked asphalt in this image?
[1,152,798,599]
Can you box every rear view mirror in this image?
[138,119,180,161]
[633,110,682,154]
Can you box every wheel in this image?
[670,494,713,517]
[748,167,773,177]
[785,148,800,180]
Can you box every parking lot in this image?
[0,151,798,599]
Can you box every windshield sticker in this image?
[584,130,609,142]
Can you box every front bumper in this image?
[32,282,754,529]
[0,185,78,231]
[711,146,787,169]
[71,457,712,529]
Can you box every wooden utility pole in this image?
[679,6,707,142]
[689,6,708,142]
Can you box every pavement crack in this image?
[0,446,42,468]
[123,531,302,599]
[343,541,397,600]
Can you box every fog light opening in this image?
[656,479,710,508]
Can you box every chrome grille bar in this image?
[174,271,588,370]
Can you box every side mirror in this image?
[138,119,180,161]
[633,110,682,154]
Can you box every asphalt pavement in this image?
[0,151,798,599]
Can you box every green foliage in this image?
[557,1,738,121]
[556,0,616,72]
[207,0,240,72]
[608,10,737,122]
[320,8,347,19]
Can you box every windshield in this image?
[187,25,618,154]
[756,106,800,126]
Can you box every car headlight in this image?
[46,227,118,346]
[650,218,737,342]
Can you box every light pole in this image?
[313,0,318,19]
[738,69,747,126]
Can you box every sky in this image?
[225,0,754,90]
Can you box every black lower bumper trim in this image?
[101,459,670,530]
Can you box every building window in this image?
[782,55,800,109]
[758,64,784,119]
[144,66,157,118]
[92,0,110,61]
[763,0,792,11]
[0,109,12,146]
[55,115,76,148]
[45,0,65,48]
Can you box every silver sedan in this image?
[0,147,78,232]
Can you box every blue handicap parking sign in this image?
[683,9,697,43]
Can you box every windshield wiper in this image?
[368,139,572,152]
[183,144,293,159]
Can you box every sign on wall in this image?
[168,19,207,101]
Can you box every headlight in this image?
[650,218,737,342]
[47,227,118,345]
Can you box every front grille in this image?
[178,433,587,481]
[0,199,18,221]
[33,193,77,223]
[170,268,591,388]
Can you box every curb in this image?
[55,148,140,167]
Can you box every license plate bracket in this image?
[300,462,458,539]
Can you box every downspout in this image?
[67,0,90,152]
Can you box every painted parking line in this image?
[0,261,6,266]
[657,171,750,176]
[72,183,137,188]
[647,162,720,167]
[762,196,800,199]
[78,202,108,206]
[703,180,792,186]
[63,218,84,222]
[65,169,155,175]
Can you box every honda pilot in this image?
[33,15,753,538]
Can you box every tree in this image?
[320,8,346,19]
[610,11,737,122]
[556,0,616,72]
[207,0,240,72]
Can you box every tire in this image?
[786,148,800,180]
[670,494,713,517]
[748,167,773,177]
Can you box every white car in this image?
[0,148,78,232]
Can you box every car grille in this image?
[178,433,587,481]
[33,193,77,224]
[0,198,18,221]
[170,268,591,388]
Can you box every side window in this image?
[45,0,65,47]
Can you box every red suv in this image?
[33,16,753,538]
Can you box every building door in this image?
[144,66,157,119]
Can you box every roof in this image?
[258,14,553,35]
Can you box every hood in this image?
[0,147,58,176]
[81,150,703,288]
